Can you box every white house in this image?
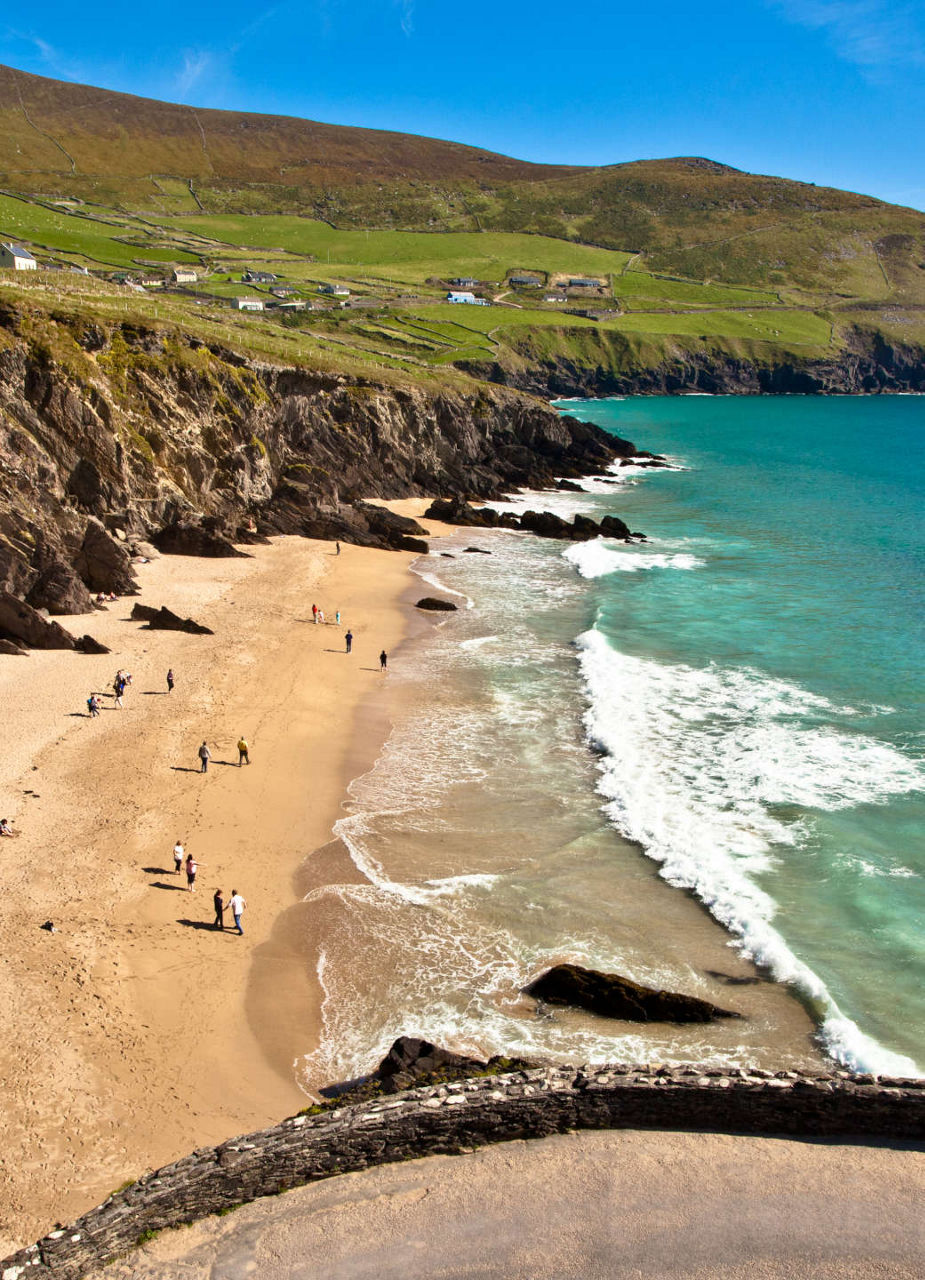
[172,267,198,284]
[232,297,264,312]
[0,243,37,270]
[318,283,350,296]
[446,291,488,305]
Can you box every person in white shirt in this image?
[229,890,247,936]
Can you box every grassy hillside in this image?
[0,62,923,392]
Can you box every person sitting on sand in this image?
[0,818,13,837]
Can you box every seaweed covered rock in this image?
[376,1036,534,1095]
[525,963,741,1024]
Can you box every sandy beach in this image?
[0,531,426,1252]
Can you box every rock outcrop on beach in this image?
[423,499,642,542]
[0,589,108,653]
[130,603,214,635]
[525,964,742,1023]
[0,305,633,617]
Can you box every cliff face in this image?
[461,326,925,398]
[0,311,628,609]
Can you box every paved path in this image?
[94,1129,925,1279]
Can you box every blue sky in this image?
[2,1,923,209]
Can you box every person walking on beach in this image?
[379,650,388,672]
[312,603,318,624]
[113,675,124,708]
[213,888,225,930]
[335,610,341,626]
[87,694,100,717]
[185,853,203,892]
[173,840,185,875]
[345,629,353,654]
[166,668,175,694]
[335,541,340,556]
[198,740,211,773]
[229,889,247,935]
[237,736,250,766]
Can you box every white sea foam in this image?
[414,562,474,608]
[563,539,705,578]
[575,628,925,1077]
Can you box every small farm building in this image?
[232,297,265,311]
[243,270,277,284]
[450,277,478,287]
[446,291,488,305]
[509,274,541,286]
[0,243,37,270]
[172,267,198,284]
[568,277,602,288]
[319,283,350,296]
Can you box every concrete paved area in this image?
[94,1129,925,1279]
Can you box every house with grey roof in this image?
[0,243,37,270]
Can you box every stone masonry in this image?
[2,1064,923,1279]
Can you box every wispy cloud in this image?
[175,50,214,97]
[772,1,925,72]
[395,0,415,37]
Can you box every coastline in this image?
[0,532,424,1251]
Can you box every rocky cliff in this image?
[0,303,631,621]
[461,324,925,397]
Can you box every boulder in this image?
[151,522,249,559]
[524,963,741,1024]
[556,479,584,492]
[75,634,110,654]
[75,519,140,594]
[464,547,491,554]
[415,597,458,611]
[130,603,214,635]
[0,638,28,656]
[0,590,78,650]
[25,559,96,615]
[599,514,633,541]
[376,1036,533,1095]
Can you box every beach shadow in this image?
[360,667,383,672]
[177,918,226,932]
[68,712,92,718]
[213,760,239,767]
[150,881,187,892]
[142,866,172,876]
[142,690,168,696]
[324,648,351,653]
[171,766,203,774]
[705,970,763,986]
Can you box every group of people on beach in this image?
[173,841,246,934]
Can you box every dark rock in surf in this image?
[464,547,491,554]
[415,597,457,611]
[376,1036,534,1095]
[525,963,741,1024]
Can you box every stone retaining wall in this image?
[4,1064,924,1279]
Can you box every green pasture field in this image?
[0,195,198,268]
[390,302,833,350]
[168,215,634,280]
[612,271,781,309]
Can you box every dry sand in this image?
[92,1129,925,1279]
[0,533,423,1252]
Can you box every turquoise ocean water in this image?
[298,395,923,1088]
